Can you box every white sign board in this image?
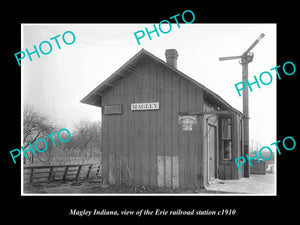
[183,124,193,131]
[131,102,159,111]
[178,115,197,125]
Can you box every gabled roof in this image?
[80,48,243,115]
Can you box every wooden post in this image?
[48,166,53,182]
[86,165,92,179]
[96,165,101,178]
[63,166,69,181]
[30,168,34,183]
[241,54,253,178]
[76,165,82,180]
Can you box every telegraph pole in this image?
[219,33,265,178]
[240,52,253,177]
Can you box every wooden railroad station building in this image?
[81,49,245,189]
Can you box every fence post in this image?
[86,165,92,179]
[48,166,53,182]
[76,165,82,180]
[30,168,34,183]
[63,166,69,181]
[96,164,101,178]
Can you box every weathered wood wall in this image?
[101,57,205,188]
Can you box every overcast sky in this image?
[22,23,276,149]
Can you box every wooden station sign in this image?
[103,105,122,115]
[131,102,159,111]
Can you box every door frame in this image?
[207,122,218,181]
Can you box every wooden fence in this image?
[23,164,101,184]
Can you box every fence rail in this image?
[23,164,101,184]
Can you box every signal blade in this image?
[244,33,265,54]
[219,55,243,61]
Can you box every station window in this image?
[221,117,232,160]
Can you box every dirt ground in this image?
[23,180,206,194]
[24,171,275,195]
[206,173,275,195]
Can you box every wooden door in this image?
[208,124,216,180]
[157,156,179,188]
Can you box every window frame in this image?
[220,116,233,161]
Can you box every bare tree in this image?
[73,119,101,159]
[23,104,54,165]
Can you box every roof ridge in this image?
[80,49,243,115]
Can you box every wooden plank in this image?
[179,110,230,116]
[172,156,179,188]
[225,165,232,179]
[114,86,122,185]
[155,63,165,185]
[103,105,122,115]
[101,94,109,185]
[47,167,53,182]
[164,67,173,187]
[121,75,129,185]
[219,164,225,180]
[119,159,122,185]
[76,165,82,180]
[149,61,158,187]
[131,72,139,185]
[134,72,143,186]
[203,104,209,186]
[157,156,164,187]
[164,68,172,157]
[96,165,101,178]
[30,168,34,183]
[33,170,50,174]
[62,166,69,180]
[165,156,172,188]
[179,78,188,187]
[127,73,135,185]
[171,73,180,156]
[146,62,151,186]
[187,83,196,187]
[108,154,116,184]
[86,165,92,179]
[232,164,238,179]
[171,72,179,188]
[233,114,239,160]
[156,64,164,158]
[195,88,203,187]
[140,62,149,186]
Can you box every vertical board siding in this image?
[165,156,172,188]
[149,61,157,187]
[101,58,208,188]
[126,73,135,185]
[195,88,204,187]
[101,106,108,184]
[121,74,129,185]
[157,155,179,188]
[172,156,179,188]
[179,78,187,187]
[108,154,115,184]
[187,83,196,187]
[157,156,164,187]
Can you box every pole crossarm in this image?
[217,33,265,178]
[219,55,242,61]
[219,33,265,62]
